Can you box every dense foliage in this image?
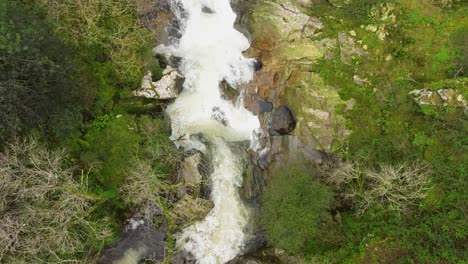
[0,1,91,143]
[261,165,334,254]
[0,0,177,262]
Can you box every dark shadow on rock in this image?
[253,60,263,71]
[99,220,166,264]
[267,106,297,136]
[171,250,197,264]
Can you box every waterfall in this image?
[156,0,260,263]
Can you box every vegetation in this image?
[0,0,178,262]
[259,0,466,263]
[261,165,334,255]
[0,1,91,143]
[0,139,115,263]
[1,0,466,262]
[328,162,432,215]
[270,0,467,262]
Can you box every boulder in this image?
[133,66,182,99]
[409,89,467,107]
[98,220,166,264]
[171,251,197,264]
[268,106,297,136]
[178,153,203,186]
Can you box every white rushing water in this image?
[156,0,260,263]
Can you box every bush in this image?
[0,138,115,263]
[329,162,432,215]
[79,114,141,188]
[37,0,154,85]
[261,165,334,255]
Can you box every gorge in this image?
[157,0,262,262]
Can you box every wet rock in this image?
[178,152,203,194]
[198,152,214,200]
[220,80,239,103]
[258,99,273,113]
[202,6,215,14]
[242,163,265,200]
[99,220,166,264]
[137,0,176,46]
[134,66,182,99]
[253,60,263,71]
[241,231,267,255]
[268,106,297,136]
[212,107,229,126]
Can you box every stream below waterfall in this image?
[156,0,261,263]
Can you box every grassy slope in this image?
[307,0,467,262]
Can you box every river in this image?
[156,0,260,263]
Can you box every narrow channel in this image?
[156,0,260,263]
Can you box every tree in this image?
[0,1,92,144]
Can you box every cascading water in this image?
[156,0,261,263]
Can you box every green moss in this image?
[80,114,141,188]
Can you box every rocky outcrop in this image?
[235,0,346,155]
[338,32,365,65]
[409,89,467,108]
[98,220,166,264]
[134,66,182,99]
[242,163,265,200]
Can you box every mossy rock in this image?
[282,71,345,150]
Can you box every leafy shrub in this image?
[261,165,334,255]
[0,138,115,263]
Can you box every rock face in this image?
[235,0,346,154]
[98,220,166,264]
[268,106,297,136]
[133,66,182,99]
